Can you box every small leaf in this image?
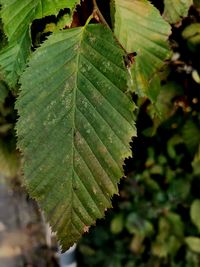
[44,13,75,34]
[152,242,169,258]
[156,82,182,119]
[182,23,200,40]
[16,24,136,250]
[182,23,200,51]
[185,237,200,253]
[163,0,193,24]
[192,70,200,84]
[168,179,190,201]
[192,145,200,175]
[182,121,200,155]
[126,213,153,236]
[130,234,144,254]
[110,214,124,234]
[190,200,200,232]
[113,0,171,99]
[166,212,184,238]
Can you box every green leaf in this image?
[146,81,183,133]
[0,38,31,88]
[155,82,183,120]
[182,23,200,52]
[185,237,200,253]
[190,200,200,232]
[192,145,200,175]
[163,0,193,24]
[182,121,200,155]
[35,0,79,18]
[192,70,200,84]
[0,0,35,87]
[0,0,79,87]
[113,0,171,99]
[182,23,200,40]
[166,212,184,238]
[44,12,76,34]
[110,214,124,234]
[168,179,190,201]
[16,24,136,250]
[125,213,153,236]
[152,213,184,258]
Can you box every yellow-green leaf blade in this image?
[185,237,200,253]
[113,0,171,98]
[163,0,193,24]
[190,199,200,232]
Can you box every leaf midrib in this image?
[70,26,85,229]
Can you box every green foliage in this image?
[77,3,200,264]
[0,0,79,87]
[192,146,200,175]
[110,214,124,234]
[0,0,200,254]
[78,127,200,266]
[182,23,200,52]
[185,237,200,253]
[113,0,171,100]
[163,0,193,24]
[182,120,200,154]
[190,200,200,231]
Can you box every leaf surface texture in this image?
[16,24,136,250]
[163,0,193,24]
[113,0,171,98]
[0,0,79,86]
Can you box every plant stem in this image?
[92,0,110,28]
[92,0,131,63]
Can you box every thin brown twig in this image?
[92,0,110,28]
[92,0,133,65]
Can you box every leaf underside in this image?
[163,0,193,24]
[0,0,79,87]
[16,24,136,250]
[113,0,171,98]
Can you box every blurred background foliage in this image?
[76,2,200,267]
